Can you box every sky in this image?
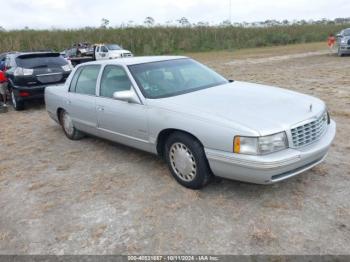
[0,0,349,29]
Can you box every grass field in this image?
[0,23,349,55]
[187,41,328,61]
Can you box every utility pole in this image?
[229,0,232,24]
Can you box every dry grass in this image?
[0,44,349,254]
[0,232,10,241]
[91,224,107,242]
[251,226,278,245]
[28,182,46,191]
[262,201,290,210]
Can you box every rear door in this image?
[65,65,101,135]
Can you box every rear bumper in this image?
[12,86,45,101]
[12,85,53,101]
[205,120,336,184]
[339,45,350,54]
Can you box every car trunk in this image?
[14,53,70,86]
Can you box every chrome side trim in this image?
[98,127,150,144]
[205,149,300,170]
[37,73,62,77]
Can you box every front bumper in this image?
[339,44,350,54]
[205,120,336,184]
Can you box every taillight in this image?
[14,67,34,76]
[19,91,30,97]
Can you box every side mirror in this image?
[228,79,234,83]
[113,89,140,104]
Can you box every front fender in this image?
[148,107,251,153]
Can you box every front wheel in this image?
[59,110,84,140]
[165,132,212,189]
[11,91,24,111]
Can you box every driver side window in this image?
[101,46,108,53]
[100,65,132,98]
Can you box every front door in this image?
[65,64,101,135]
[96,65,150,151]
[97,45,108,60]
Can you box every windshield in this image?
[128,58,228,99]
[106,44,122,50]
[16,54,68,69]
[343,29,350,36]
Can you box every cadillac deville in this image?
[45,56,336,189]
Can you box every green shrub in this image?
[0,23,348,54]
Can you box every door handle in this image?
[65,99,71,105]
[97,106,104,111]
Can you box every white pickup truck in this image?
[67,44,133,66]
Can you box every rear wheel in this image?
[11,91,24,111]
[165,132,212,189]
[59,110,84,140]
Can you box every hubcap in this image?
[169,142,197,182]
[62,112,74,136]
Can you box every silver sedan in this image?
[45,56,336,189]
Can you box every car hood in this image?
[341,36,350,42]
[148,81,326,136]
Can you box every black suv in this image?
[5,52,72,110]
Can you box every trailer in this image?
[64,43,133,66]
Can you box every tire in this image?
[59,110,84,140]
[11,91,24,111]
[165,132,212,189]
[338,47,343,57]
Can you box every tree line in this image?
[0,18,349,55]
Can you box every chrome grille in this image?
[121,53,133,57]
[291,112,328,148]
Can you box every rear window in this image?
[16,53,68,69]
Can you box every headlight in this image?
[61,64,73,71]
[14,67,33,76]
[234,132,288,155]
[341,38,347,44]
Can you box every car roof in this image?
[84,56,189,66]
[8,51,60,58]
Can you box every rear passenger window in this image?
[69,67,82,92]
[73,65,101,95]
[100,65,132,98]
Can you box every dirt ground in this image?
[0,42,349,255]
